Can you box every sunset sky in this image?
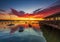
[0,0,58,13]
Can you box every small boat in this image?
[7,24,15,26]
[18,26,24,32]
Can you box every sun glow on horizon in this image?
[16,17,45,21]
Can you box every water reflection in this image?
[0,21,46,42]
[0,28,46,42]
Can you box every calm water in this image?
[0,28,46,42]
[0,21,60,42]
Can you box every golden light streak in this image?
[17,17,45,20]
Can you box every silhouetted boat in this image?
[7,24,15,26]
[18,26,24,32]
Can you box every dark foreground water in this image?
[0,28,46,42]
[41,25,60,42]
